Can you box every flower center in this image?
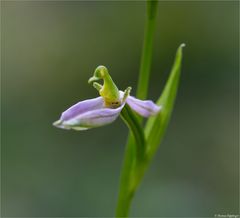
[88,66,121,108]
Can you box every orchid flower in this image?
[51,0,185,215]
[53,66,161,130]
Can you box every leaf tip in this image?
[180,43,186,48]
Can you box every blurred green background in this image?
[1,1,239,217]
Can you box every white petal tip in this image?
[53,120,70,130]
[71,126,89,131]
[53,120,62,127]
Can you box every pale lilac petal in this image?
[63,104,125,130]
[60,97,104,121]
[126,95,161,117]
[53,97,125,130]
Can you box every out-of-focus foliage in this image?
[1,1,239,217]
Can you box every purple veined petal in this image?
[126,95,161,117]
[60,97,104,121]
[53,96,104,130]
[53,94,126,130]
[60,103,125,130]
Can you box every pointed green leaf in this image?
[145,44,185,159]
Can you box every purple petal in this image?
[60,97,104,121]
[126,95,161,117]
[64,105,124,130]
[53,97,125,130]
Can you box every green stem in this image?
[115,1,158,217]
[136,0,158,100]
[116,106,145,217]
[115,135,135,217]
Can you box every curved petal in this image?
[60,97,104,121]
[126,95,161,117]
[58,104,125,130]
[53,94,126,130]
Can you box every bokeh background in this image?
[1,1,239,217]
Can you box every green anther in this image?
[88,66,121,108]
[122,87,132,103]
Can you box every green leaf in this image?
[120,105,146,162]
[145,43,185,160]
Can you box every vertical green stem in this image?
[136,0,158,100]
[116,106,145,217]
[115,1,158,217]
[115,136,135,217]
